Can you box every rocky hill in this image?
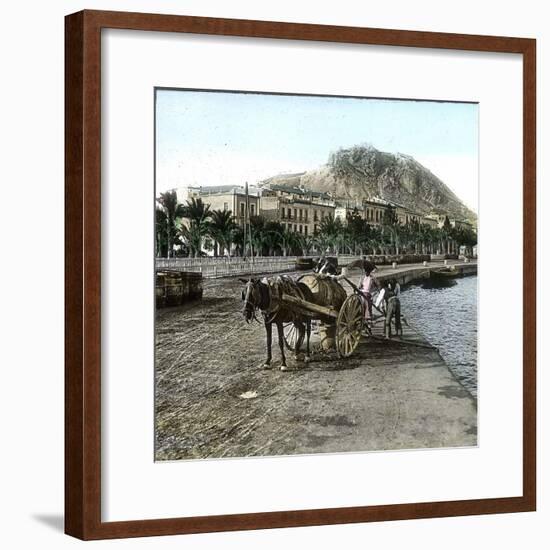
[261,144,477,223]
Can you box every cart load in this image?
[279,273,363,357]
[299,274,347,311]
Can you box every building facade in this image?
[334,197,436,228]
[174,185,261,228]
[260,195,335,236]
[424,212,476,232]
[172,184,460,236]
[258,182,336,236]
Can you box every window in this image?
[240,202,245,217]
[305,225,308,236]
[250,204,255,216]
[223,202,228,211]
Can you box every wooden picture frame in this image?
[65,9,536,540]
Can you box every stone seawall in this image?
[373,261,477,287]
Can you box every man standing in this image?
[383,279,402,338]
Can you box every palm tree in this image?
[453,226,477,257]
[318,216,344,255]
[155,206,167,257]
[441,216,450,254]
[156,190,186,258]
[209,209,237,256]
[296,234,314,256]
[249,215,282,257]
[382,205,399,254]
[346,209,370,254]
[366,226,383,255]
[416,222,432,255]
[179,197,212,257]
[264,221,285,256]
[232,226,245,257]
[249,216,266,257]
[401,220,419,254]
[280,228,299,257]
[180,221,209,258]
[182,197,211,225]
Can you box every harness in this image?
[243,276,307,324]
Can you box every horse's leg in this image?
[276,321,288,371]
[294,321,305,362]
[262,321,273,369]
[304,320,311,362]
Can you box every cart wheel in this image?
[336,294,363,358]
[283,323,299,351]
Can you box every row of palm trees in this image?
[156,192,233,258]
[156,191,477,258]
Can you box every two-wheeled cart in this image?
[279,276,389,358]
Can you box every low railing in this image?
[155,254,432,278]
[156,256,315,278]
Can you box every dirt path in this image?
[155,270,477,461]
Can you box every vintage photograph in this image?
[154,89,478,461]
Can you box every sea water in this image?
[399,275,478,397]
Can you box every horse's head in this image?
[314,257,337,276]
[239,278,263,323]
[313,257,324,274]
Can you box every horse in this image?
[240,276,312,371]
[313,256,339,276]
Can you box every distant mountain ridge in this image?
[260,144,477,223]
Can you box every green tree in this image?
[249,216,267,257]
[453,226,477,257]
[179,197,212,257]
[318,215,344,255]
[209,209,237,256]
[155,206,168,257]
[366,226,383,255]
[295,234,314,256]
[279,228,298,257]
[442,216,453,254]
[182,197,211,225]
[264,221,285,256]
[156,190,186,258]
[232,226,245,257]
[180,222,209,258]
[346,209,371,254]
[382,205,399,254]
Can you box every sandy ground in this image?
[155,269,477,461]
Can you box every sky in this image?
[155,89,479,213]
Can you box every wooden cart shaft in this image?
[281,293,339,319]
